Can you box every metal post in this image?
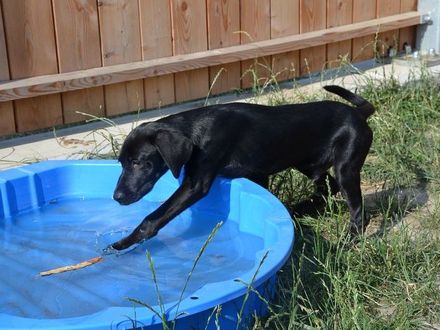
[417,0,440,53]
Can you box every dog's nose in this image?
[113,190,125,203]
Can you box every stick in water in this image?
[39,256,103,276]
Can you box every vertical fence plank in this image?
[399,0,417,51]
[53,0,104,124]
[3,0,58,79]
[300,0,327,75]
[12,96,64,133]
[99,0,144,116]
[53,0,101,73]
[271,0,300,81]
[352,0,377,62]
[0,104,15,135]
[172,0,209,102]
[140,0,175,109]
[241,0,271,88]
[327,0,353,68]
[377,0,401,57]
[0,2,8,80]
[0,1,15,136]
[2,0,62,132]
[207,0,241,95]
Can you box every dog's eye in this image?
[144,161,152,169]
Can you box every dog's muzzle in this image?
[113,190,132,205]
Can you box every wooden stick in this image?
[39,256,103,276]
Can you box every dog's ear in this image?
[152,129,193,178]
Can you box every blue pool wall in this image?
[0,160,290,249]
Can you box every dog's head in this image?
[113,123,193,205]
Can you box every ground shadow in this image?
[363,172,430,238]
[288,168,430,239]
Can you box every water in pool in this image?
[0,197,264,319]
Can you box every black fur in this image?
[111,85,374,250]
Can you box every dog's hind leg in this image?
[333,126,372,234]
[333,152,370,234]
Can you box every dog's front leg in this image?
[110,174,216,251]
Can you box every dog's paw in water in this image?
[110,239,132,251]
[97,230,140,255]
[102,243,140,256]
[102,245,119,255]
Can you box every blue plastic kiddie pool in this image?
[0,160,294,329]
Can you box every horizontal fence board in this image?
[0,11,422,102]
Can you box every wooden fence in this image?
[0,0,419,137]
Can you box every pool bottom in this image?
[0,197,264,320]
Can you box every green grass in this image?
[253,70,440,330]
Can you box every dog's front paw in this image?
[110,223,158,251]
[110,233,139,251]
[111,240,129,251]
[102,244,119,255]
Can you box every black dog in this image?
[111,86,374,251]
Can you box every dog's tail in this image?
[323,85,375,119]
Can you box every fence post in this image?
[416,0,440,53]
